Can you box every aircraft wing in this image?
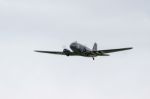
[100,47,133,53]
[34,50,77,56]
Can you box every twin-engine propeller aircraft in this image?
[35,41,133,60]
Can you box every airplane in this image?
[35,41,133,60]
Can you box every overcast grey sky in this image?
[0,0,150,99]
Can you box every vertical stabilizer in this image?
[93,43,97,51]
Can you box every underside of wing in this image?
[34,50,78,56]
[100,47,133,53]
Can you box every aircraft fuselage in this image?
[70,42,95,57]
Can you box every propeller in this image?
[62,45,67,49]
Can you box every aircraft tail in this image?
[93,43,97,51]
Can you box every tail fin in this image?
[93,43,97,51]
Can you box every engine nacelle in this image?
[63,49,71,56]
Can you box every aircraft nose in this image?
[70,43,76,49]
[70,43,74,48]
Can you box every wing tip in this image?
[34,50,45,53]
[127,47,133,50]
[34,50,39,52]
